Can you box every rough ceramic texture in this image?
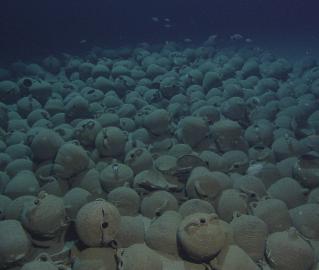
[289,203,319,239]
[73,247,117,270]
[4,170,40,199]
[1,38,319,269]
[216,189,249,222]
[75,199,121,247]
[265,228,315,270]
[267,177,307,209]
[100,162,134,192]
[21,192,67,237]
[95,126,127,157]
[0,219,31,266]
[179,199,216,218]
[107,186,140,216]
[186,166,223,201]
[250,198,292,233]
[177,213,232,262]
[230,213,268,261]
[115,215,145,248]
[140,190,178,218]
[116,243,163,270]
[145,210,182,256]
[54,142,90,179]
[63,187,91,220]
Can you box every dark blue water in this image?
[1,0,319,61]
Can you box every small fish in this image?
[210,34,218,40]
[164,24,172,28]
[79,39,87,44]
[164,18,171,22]
[151,17,159,22]
[230,34,243,41]
[204,34,218,46]
[245,38,253,43]
[184,38,192,43]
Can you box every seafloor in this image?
[0,36,319,270]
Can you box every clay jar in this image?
[247,162,281,189]
[199,150,226,172]
[153,154,177,177]
[177,213,231,262]
[71,168,104,197]
[230,213,268,261]
[221,97,247,123]
[96,112,120,128]
[267,177,307,209]
[63,187,91,220]
[232,175,267,200]
[293,151,319,188]
[27,109,50,126]
[248,144,275,163]
[202,71,222,92]
[0,194,11,220]
[0,101,8,130]
[185,166,223,201]
[45,98,64,115]
[5,195,36,220]
[216,189,248,222]
[140,190,178,218]
[5,158,33,178]
[17,77,34,96]
[145,210,182,256]
[65,95,89,121]
[175,153,207,181]
[100,162,134,192]
[115,216,145,248]
[222,150,249,174]
[289,203,319,239]
[193,105,220,125]
[31,129,64,162]
[244,120,274,147]
[29,79,53,104]
[124,147,153,175]
[107,187,140,216]
[95,127,127,158]
[0,80,20,104]
[116,243,162,270]
[178,116,209,148]
[160,76,181,99]
[265,228,315,270]
[178,198,216,218]
[0,219,31,267]
[308,188,319,204]
[4,170,39,199]
[20,254,61,270]
[21,192,67,238]
[54,142,90,179]
[54,123,73,141]
[143,108,170,136]
[168,143,193,158]
[213,244,259,270]
[211,119,247,153]
[73,119,102,147]
[250,198,292,233]
[72,247,117,270]
[17,96,41,118]
[271,135,306,161]
[75,199,121,247]
[133,168,178,193]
